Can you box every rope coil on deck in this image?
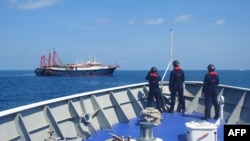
[139,107,163,126]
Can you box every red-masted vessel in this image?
[34,49,119,76]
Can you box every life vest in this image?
[207,71,218,85]
[149,72,159,87]
[173,66,183,82]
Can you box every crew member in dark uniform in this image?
[145,67,165,112]
[202,64,220,120]
[169,60,186,113]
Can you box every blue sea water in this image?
[0,70,249,111]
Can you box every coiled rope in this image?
[139,107,163,126]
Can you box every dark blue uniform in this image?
[169,66,186,113]
[145,70,164,112]
[202,71,219,120]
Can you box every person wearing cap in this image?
[201,64,220,120]
[145,67,166,113]
[169,60,186,113]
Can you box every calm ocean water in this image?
[0,70,249,111]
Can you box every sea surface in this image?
[0,70,249,111]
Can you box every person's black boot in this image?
[181,108,186,113]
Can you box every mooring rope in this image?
[139,107,163,126]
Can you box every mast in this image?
[48,51,52,67]
[43,55,47,68]
[170,28,173,69]
[51,49,64,66]
[40,56,43,68]
[41,55,46,68]
[161,28,173,81]
[52,49,57,66]
[160,28,173,111]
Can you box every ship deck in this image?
[85,112,224,141]
[2,81,247,141]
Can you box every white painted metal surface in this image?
[0,81,249,141]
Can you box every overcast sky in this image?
[0,0,249,70]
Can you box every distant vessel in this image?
[34,49,119,76]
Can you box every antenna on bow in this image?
[161,28,173,81]
[160,28,173,111]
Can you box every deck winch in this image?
[106,107,163,141]
[137,107,163,141]
[136,122,163,141]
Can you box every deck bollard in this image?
[137,122,155,141]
